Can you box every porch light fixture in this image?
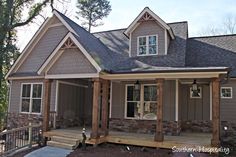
[134,80,140,90]
[192,79,198,91]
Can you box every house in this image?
[6,7,236,149]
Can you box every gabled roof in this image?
[53,10,123,71]
[5,17,51,79]
[38,32,101,74]
[94,22,188,72]
[124,7,175,39]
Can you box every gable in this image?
[6,15,69,79]
[47,48,97,75]
[131,20,167,57]
[124,7,174,39]
[17,25,68,73]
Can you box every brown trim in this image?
[43,79,52,132]
[211,78,220,147]
[90,78,101,139]
[155,79,164,141]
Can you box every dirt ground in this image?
[66,144,219,157]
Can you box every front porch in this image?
[43,127,212,149]
[42,70,226,149]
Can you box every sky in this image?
[17,0,236,51]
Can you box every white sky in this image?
[17,0,236,51]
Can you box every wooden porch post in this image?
[43,79,52,132]
[155,79,164,142]
[101,80,109,136]
[90,78,101,139]
[211,78,220,147]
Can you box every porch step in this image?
[47,141,75,150]
[47,136,80,150]
[51,136,79,145]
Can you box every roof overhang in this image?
[124,7,175,39]
[100,67,229,80]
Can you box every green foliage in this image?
[76,0,112,32]
[0,0,53,129]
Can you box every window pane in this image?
[21,98,30,112]
[33,84,42,98]
[143,102,157,120]
[22,84,31,97]
[190,87,202,98]
[149,36,156,45]
[127,86,140,101]
[139,46,147,55]
[127,102,141,118]
[32,99,41,113]
[221,88,232,98]
[149,45,157,54]
[139,37,146,45]
[144,86,157,101]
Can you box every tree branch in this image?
[11,0,50,29]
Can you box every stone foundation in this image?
[181,120,212,133]
[7,112,43,129]
[109,118,181,136]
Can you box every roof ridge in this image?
[167,21,188,25]
[93,28,127,34]
[189,33,236,39]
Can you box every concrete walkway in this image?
[24,146,72,157]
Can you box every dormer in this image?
[124,7,174,57]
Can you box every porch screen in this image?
[126,85,157,120]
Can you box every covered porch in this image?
[44,127,211,148]
[42,68,228,149]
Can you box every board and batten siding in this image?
[17,25,68,73]
[47,48,97,75]
[131,20,167,57]
[221,80,236,122]
[179,84,210,121]
[110,80,176,121]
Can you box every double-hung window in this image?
[125,84,157,120]
[21,83,43,114]
[138,35,158,55]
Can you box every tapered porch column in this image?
[101,79,110,136]
[43,79,52,132]
[90,78,101,139]
[211,78,220,147]
[155,79,164,142]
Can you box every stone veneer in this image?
[109,118,181,136]
[7,112,43,129]
[181,120,212,133]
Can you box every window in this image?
[125,84,157,120]
[221,87,232,98]
[21,83,43,114]
[190,87,202,98]
[138,35,157,55]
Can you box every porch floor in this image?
[44,128,212,149]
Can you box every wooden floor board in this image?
[43,128,212,149]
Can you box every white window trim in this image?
[20,83,43,115]
[137,35,158,56]
[124,84,157,120]
[190,87,202,99]
[221,87,233,99]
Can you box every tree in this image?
[0,0,55,129]
[199,15,236,36]
[75,0,112,32]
